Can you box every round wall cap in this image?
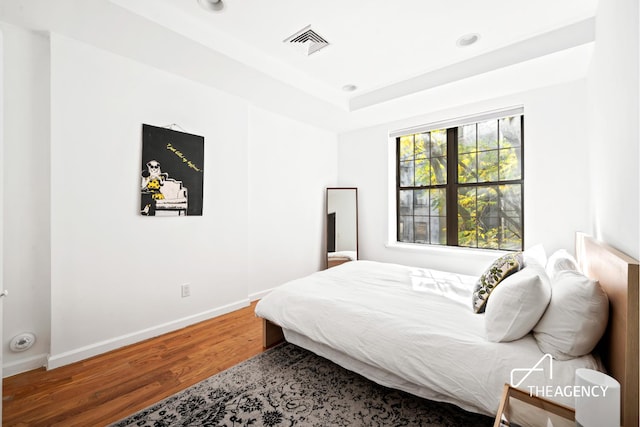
[10,333,36,352]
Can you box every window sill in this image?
[384,241,508,261]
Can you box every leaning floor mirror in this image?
[326,187,358,269]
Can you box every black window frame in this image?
[396,114,524,251]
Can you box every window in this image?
[396,113,523,250]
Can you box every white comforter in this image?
[255,260,600,415]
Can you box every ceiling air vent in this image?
[284,25,329,56]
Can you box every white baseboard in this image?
[46,298,250,370]
[249,288,272,301]
[3,353,48,378]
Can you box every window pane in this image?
[479,234,499,249]
[399,136,414,161]
[415,159,429,186]
[431,129,447,157]
[478,120,498,150]
[415,133,429,159]
[500,184,522,249]
[430,216,447,245]
[400,160,414,186]
[431,157,447,185]
[477,186,500,249]
[499,148,521,181]
[414,189,429,216]
[414,218,429,243]
[430,188,446,216]
[458,124,476,154]
[458,214,477,248]
[499,116,521,149]
[477,186,499,218]
[458,184,523,250]
[458,153,477,183]
[399,216,414,242]
[498,184,522,250]
[501,186,522,248]
[500,184,521,218]
[458,187,477,218]
[458,187,477,248]
[478,150,499,182]
[501,228,522,251]
[399,190,413,216]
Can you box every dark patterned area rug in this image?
[111,343,493,426]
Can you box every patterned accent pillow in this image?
[472,252,524,313]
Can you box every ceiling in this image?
[0,0,598,131]
[111,0,597,109]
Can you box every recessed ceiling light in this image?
[198,0,224,12]
[456,33,480,47]
[342,84,357,92]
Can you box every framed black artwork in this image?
[140,124,204,216]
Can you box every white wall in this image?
[587,0,639,260]
[338,80,590,275]
[1,27,338,373]
[0,29,4,389]
[586,2,640,416]
[247,107,337,299]
[1,23,52,374]
[48,33,251,367]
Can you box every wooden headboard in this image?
[576,233,639,427]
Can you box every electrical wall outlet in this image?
[181,283,191,298]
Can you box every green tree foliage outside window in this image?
[397,115,523,250]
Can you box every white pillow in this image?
[533,270,609,360]
[485,263,551,342]
[523,244,547,267]
[545,249,579,280]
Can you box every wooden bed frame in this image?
[576,233,639,427]
[262,233,639,426]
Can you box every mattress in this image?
[255,260,600,416]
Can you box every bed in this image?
[255,233,639,425]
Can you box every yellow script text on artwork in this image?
[166,143,203,172]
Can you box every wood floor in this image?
[2,301,265,427]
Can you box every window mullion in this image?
[396,137,401,242]
[446,128,458,246]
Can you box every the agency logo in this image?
[510,353,553,389]
[511,354,609,398]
